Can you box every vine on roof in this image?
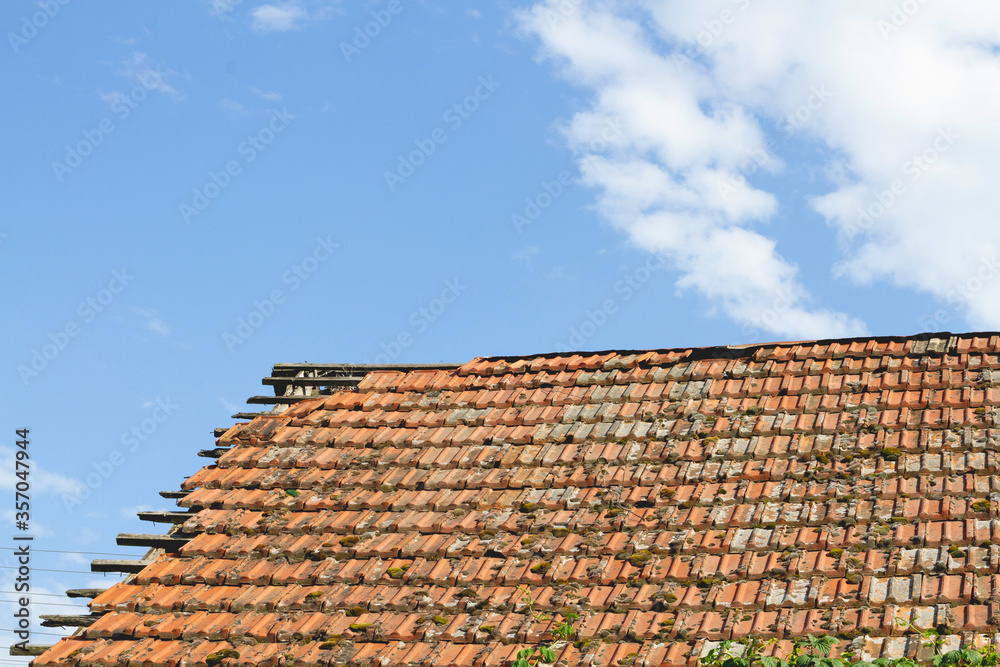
[698,629,1000,667]
[511,585,579,667]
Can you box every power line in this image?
[0,548,144,558]
[0,566,125,575]
[0,592,95,599]
[0,600,89,608]
[0,628,73,637]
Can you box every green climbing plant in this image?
[510,584,579,667]
[698,633,1000,667]
[916,626,996,667]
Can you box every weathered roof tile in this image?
[37,333,1000,665]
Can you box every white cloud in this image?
[59,551,89,565]
[0,447,84,498]
[134,307,170,336]
[251,2,307,32]
[512,246,540,262]
[548,266,572,281]
[102,52,182,106]
[520,0,1000,336]
[120,504,154,519]
[250,86,283,101]
[219,98,247,114]
[119,51,180,97]
[248,0,339,32]
[0,510,53,536]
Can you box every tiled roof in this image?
[30,333,1000,667]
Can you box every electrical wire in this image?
[0,592,98,599]
[0,600,89,608]
[0,548,144,558]
[0,628,73,637]
[0,566,125,575]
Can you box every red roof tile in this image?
[32,333,1000,665]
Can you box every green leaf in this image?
[553,622,575,640]
[760,656,783,667]
[943,651,964,666]
[539,646,556,663]
[284,489,300,497]
[964,649,984,666]
[808,636,837,658]
[795,655,818,667]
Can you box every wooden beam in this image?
[198,448,230,458]
[271,362,459,371]
[246,395,317,405]
[137,511,190,524]
[40,614,99,627]
[116,533,191,550]
[261,376,366,387]
[66,588,106,598]
[91,559,146,574]
[10,644,52,656]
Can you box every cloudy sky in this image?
[2,0,999,659]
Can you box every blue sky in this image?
[2,0,999,658]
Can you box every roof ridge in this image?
[474,330,986,362]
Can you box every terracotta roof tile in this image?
[38,334,1000,666]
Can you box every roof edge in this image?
[474,330,985,363]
